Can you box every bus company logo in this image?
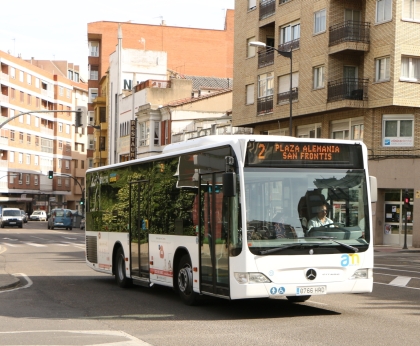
[341,254,360,267]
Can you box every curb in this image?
[0,245,21,290]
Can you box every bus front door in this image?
[200,173,229,297]
[129,180,149,280]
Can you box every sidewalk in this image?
[0,245,21,291]
[374,244,420,253]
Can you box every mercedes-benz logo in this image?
[306,269,317,281]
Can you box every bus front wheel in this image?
[287,295,311,303]
[177,254,198,305]
[115,247,132,288]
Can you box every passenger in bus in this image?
[272,212,296,238]
[307,203,333,231]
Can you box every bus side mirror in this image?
[369,176,377,203]
[223,172,236,197]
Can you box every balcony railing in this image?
[327,78,368,102]
[257,48,274,68]
[257,95,273,115]
[277,87,298,104]
[329,21,370,47]
[278,38,299,52]
[259,0,276,20]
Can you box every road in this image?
[0,222,419,345]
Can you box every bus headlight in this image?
[350,269,369,279]
[234,272,271,284]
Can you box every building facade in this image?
[233,0,420,247]
[0,50,88,215]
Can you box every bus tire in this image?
[115,247,132,288]
[286,295,311,303]
[177,254,198,305]
[69,227,72,230]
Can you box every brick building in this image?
[233,0,420,247]
[0,50,88,214]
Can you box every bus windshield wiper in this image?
[259,243,321,255]
[307,236,359,253]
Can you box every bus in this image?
[84,135,377,305]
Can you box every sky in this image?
[0,0,235,78]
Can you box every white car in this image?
[30,210,47,221]
[1,208,23,228]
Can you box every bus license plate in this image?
[296,286,326,295]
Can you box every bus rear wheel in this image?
[177,254,198,305]
[115,247,132,288]
[287,295,311,303]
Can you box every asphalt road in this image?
[0,222,419,346]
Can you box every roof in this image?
[165,88,232,107]
[181,75,233,90]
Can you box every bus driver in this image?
[307,203,333,231]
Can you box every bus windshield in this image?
[244,168,369,255]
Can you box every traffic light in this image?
[48,170,54,179]
[75,106,86,127]
[80,198,84,206]
[403,191,410,209]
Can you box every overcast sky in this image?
[0,0,235,77]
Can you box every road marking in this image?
[0,273,32,294]
[374,267,420,276]
[1,243,20,247]
[24,242,46,247]
[374,282,420,290]
[389,276,411,287]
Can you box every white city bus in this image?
[84,135,376,305]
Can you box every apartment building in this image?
[0,50,88,214]
[87,10,234,165]
[233,0,420,247]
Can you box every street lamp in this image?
[249,41,293,136]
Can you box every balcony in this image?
[278,38,299,52]
[327,78,368,103]
[0,72,9,82]
[259,0,275,20]
[257,48,274,68]
[277,87,298,104]
[329,21,370,54]
[257,95,273,115]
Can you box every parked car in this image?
[20,210,28,223]
[30,210,47,221]
[1,208,23,228]
[47,208,73,230]
[79,217,85,230]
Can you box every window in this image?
[74,72,79,82]
[27,74,31,84]
[383,115,414,147]
[20,91,24,102]
[19,71,24,82]
[400,56,420,82]
[58,141,63,150]
[74,160,78,169]
[34,175,38,186]
[66,142,71,152]
[59,86,64,96]
[313,66,325,89]
[281,22,300,44]
[66,89,71,98]
[34,155,39,166]
[88,158,94,168]
[10,67,15,79]
[65,160,70,170]
[58,122,63,132]
[26,154,30,165]
[35,78,40,88]
[18,153,23,164]
[65,124,70,134]
[88,41,100,57]
[139,121,149,146]
[36,97,40,107]
[90,65,99,80]
[68,70,73,80]
[89,88,98,103]
[35,136,39,146]
[65,178,70,187]
[258,72,274,98]
[26,174,30,184]
[35,117,39,127]
[81,160,85,169]
[58,159,62,168]
[154,122,159,145]
[331,118,364,140]
[10,109,14,118]
[278,72,299,102]
[27,94,31,105]
[10,130,15,141]
[377,0,392,23]
[247,37,256,58]
[297,124,322,138]
[58,178,62,187]
[246,84,255,104]
[402,0,420,21]
[11,88,15,99]
[375,57,390,82]
[248,0,256,10]
[9,152,14,163]
[314,9,326,34]
[27,134,31,144]
[19,114,23,123]
[89,139,94,150]
[19,132,23,143]
[26,114,30,125]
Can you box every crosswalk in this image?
[374,267,420,290]
[0,240,84,249]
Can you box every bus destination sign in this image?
[245,142,363,168]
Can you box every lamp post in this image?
[249,41,293,136]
